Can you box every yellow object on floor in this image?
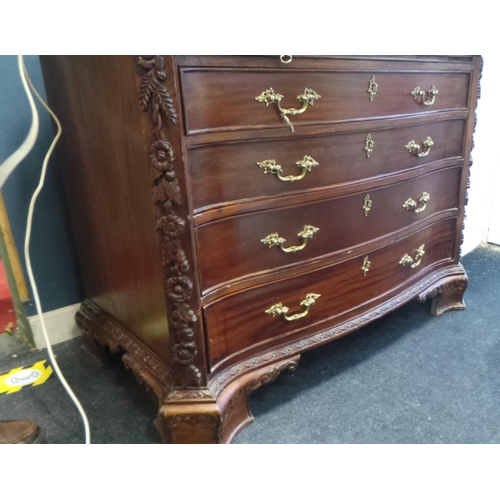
[0,360,52,395]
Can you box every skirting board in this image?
[28,303,82,349]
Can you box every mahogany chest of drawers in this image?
[40,55,482,444]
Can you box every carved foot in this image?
[156,400,223,444]
[76,300,300,443]
[417,269,468,317]
[156,356,300,444]
[215,356,300,443]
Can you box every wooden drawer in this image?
[196,166,461,292]
[205,217,457,370]
[188,119,466,213]
[180,69,470,135]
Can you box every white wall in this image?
[486,166,500,245]
[462,53,500,255]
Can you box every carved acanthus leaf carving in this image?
[417,276,468,303]
[137,55,201,388]
[137,56,178,129]
[222,358,299,421]
[247,360,299,392]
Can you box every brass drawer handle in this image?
[411,85,439,106]
[399,244,426,269]
[257,156,319,182]
[266,293,321,321]
[255,87,321,132]
[405,136,434,157]
[261,225,319,253]
[403,192,430,213]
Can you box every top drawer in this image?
[180,69,471,135]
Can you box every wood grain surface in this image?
[187,118,466,214]
[196,166,461,292]
[40,56,172,362]
[204,217,457,370]
[180,68,470,135]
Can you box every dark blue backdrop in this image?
[0,55,83,315]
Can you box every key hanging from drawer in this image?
[402,192,430,213]
[255,87,321,132]
[265,293,321,321]
[411,85,439,106]
[399,244,426,269]
[257,155,319,182]
[405,136,434,157]
[261,225,319,253]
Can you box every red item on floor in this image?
[0,259,16,333]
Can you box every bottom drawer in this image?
[205,218,457,371]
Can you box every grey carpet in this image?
[0,329,159,444]
[0,244,499,444]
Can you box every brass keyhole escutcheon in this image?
[362,256,371,277]
[367,76,378,101]
[363,194,373,217]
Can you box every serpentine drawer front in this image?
[180,69,470,134]
[204,217,456,371]
[196,166,461,292]
[40,55,482,444]
[188,118,466,215]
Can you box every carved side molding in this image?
[461,56,483,258]
[76,300,174,404]
[136,56,202,388]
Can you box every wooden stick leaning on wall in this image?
[0,191,29,302]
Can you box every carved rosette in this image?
[137,56,201,388]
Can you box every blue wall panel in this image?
[0,55,83,314]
